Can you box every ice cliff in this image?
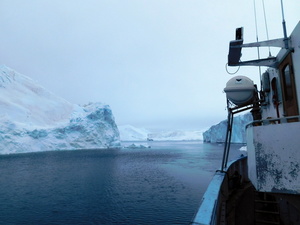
[0,65,120,154]
[203,113,252,143]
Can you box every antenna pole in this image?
[280,0,289,49]
[253,0,262,90]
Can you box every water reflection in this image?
[0,141,245,224]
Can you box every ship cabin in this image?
[221,21,300,225]
[226,21,300,195]
[191,19,300,225]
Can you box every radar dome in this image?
[224,75,256,106]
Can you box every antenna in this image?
[280,0,289,49]
[253,0,262,89]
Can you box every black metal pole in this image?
[224,112,234,168]
[221,102,232,171]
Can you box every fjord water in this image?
[0,141,244,224]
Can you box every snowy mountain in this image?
[0,65,120,154]
[148,130,202,141]
[119,125,203,141]
[203,113,252,143]
[118,125,149,141]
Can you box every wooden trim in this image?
[279,53,299,117]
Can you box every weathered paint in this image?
[247,121,300,194]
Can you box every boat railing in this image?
[246,115,300,128]
[191,155,248,225]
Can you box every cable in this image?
[262,0,272,57]
[253,0,262,90]
[225,63,240,75]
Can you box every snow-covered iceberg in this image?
[0,65,120,154]
[118,125,149,141]
[203,113,252,143]
[123,143,150,149]
[119,124,203,141]
[148,130,203,141]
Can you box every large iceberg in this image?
[0,65,120,154]
[203,113,252,143]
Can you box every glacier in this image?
[119,125,203,141]
[0,65,120,154]
[118,125,149,141]
[203,113,252,143]
[148,130,203,141]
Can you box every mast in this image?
[280,0,289,49]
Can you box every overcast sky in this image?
[0,0,299,130]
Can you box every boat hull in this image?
[191,155,300,225]
[191,156,248,225]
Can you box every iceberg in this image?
[0,65,120,154]
[203,113,252,143]
[124,143,150,149]
[119,124,203,141]
[118,125,149,141]
[148,130,203,141]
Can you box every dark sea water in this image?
[0,141,244,225]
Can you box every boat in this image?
[191,2,300,225]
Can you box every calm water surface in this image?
[0,141,244,224]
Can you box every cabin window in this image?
[282,65,293,101]
[271,78,278,103]
[279,53,299,117]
